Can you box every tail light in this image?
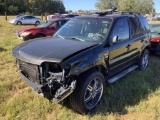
[150,37,160,42]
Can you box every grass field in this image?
[0,16,160,120]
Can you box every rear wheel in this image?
[17,21,22,25]
[35,21,40,25]
[70,71,105,114]
[138,49,149,70]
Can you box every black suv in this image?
[12,9,150,113]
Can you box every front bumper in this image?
[16,32,31,41]
[19,71,76,102]
[9,20,16,24]
[19,72,43,93]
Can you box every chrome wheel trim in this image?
[142,53,149,69]
[84,77,103,110]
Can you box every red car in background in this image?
[150,24,160,55]
[16,18,68,41]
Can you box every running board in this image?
[107,65,138,83]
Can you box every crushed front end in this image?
[17,60,76,102]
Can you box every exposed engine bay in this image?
[17,60,76,102]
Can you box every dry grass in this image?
[0,16,160,120]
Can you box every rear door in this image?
[127,16,146,63]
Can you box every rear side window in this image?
[138,17,150,33]
[129,17,143,37]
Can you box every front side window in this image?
[54,18,112,43]
[36,21,52,28]
[51,21,66,28]
[110,18,129,42]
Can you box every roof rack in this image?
[87,7,141,16]
[95,7,117,16]
[87,7,117,16]
[121,12,141,15]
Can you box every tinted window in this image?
[129,17,143,37]
[52,21,66,28]
[111,18,129,42]
[22,16,33,19]
[138,17,150,33]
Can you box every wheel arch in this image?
[74,65,108,81]
[33,33,46,38]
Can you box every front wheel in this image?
[17,21,22,25]
[138,49,149,71]
[34,34,45,39]
[70,71,105,114]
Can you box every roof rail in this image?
[121,12,141,15]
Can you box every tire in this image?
[35,21,40,25]
[70,71,105,114]
[17,21,22,25]
[138,49,149,71]
[34,34,45,39]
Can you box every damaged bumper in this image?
[19,71,76,102]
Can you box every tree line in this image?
[0,0,156,15]
[0,0,65,15]
[96,0,155,15]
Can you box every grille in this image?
[17,59,41,84]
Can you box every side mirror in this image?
[112,36,118,44]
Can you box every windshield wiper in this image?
[55,34,65,39]
[65,37,85,42]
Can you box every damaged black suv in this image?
[13,10,150,113]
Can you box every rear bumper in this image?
[150,42,160,54]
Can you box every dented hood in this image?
[12,37,97,65]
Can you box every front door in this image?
[47,20,67,36]
[108,17,132,77]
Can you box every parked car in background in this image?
[150,24,160,55]
[47,15,60,20]
[9,15,41,25]
[156,17,160,21]
[13,8,150,113]
[16,18,68,40]
[60,14,79,19]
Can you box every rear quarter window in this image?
[138,17,150,33]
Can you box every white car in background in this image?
[9,15,41,25]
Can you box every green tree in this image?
[0,0,65,15]
[95,0,118,10]
[95,0,154,14]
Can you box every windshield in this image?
[36,21,52,27]
[54,18,112,43]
